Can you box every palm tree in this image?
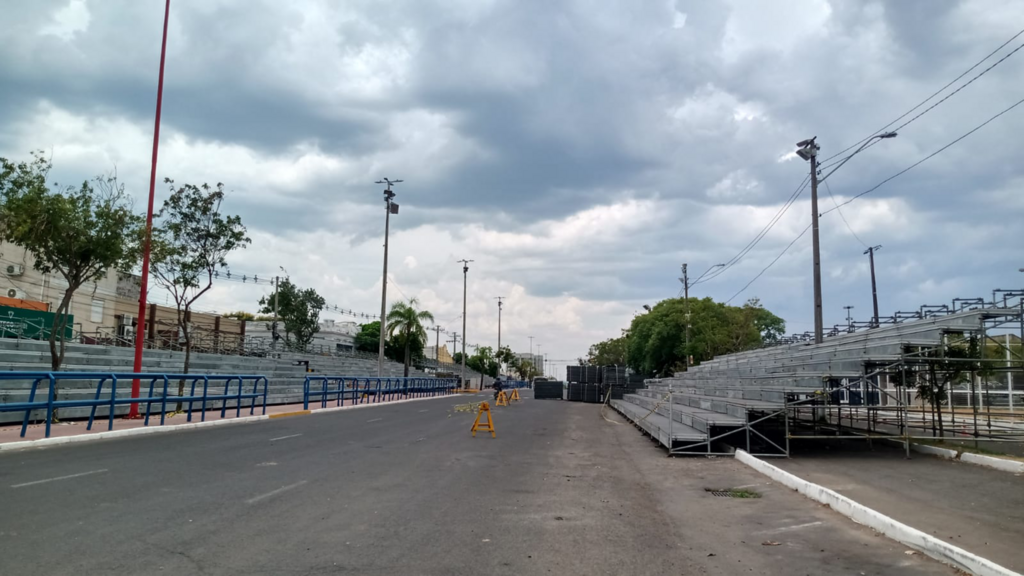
[386,297,435,377]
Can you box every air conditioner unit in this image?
[5,288,27,300]
[5,264,24,276]
[119,315,135,327]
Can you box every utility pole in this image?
[272,275,279,353]
[844,305,855,332]
[537,344,543,376]
[375,178,402,377]
[865,245,882,328]
[434,325,443,362]
[796,137,823,344]
[495,296,504,352]
[681,264,690,366]
[458,259,473,389]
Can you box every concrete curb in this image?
[0,415,269,452]
[885,438,1024,474]
[735,449,1021,576]
[960,452,1024,474]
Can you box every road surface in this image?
[0,392,952,575]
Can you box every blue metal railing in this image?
[0,372,269,439]
[303,376,459,410]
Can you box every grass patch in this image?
[705,488,762,498]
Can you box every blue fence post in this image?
[44,373,56,438]
[87,377,108,431]
[200,376,210,422]
[261,377,268,415]
[144,376,157,426]
[303,376,310,410]
[187,377,198,422]
[108,376,118,431]
[20,378,43,438]
[160,376,169,425]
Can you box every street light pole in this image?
[844,305,855,332]
[865,245,882,328]
[458,259,473,389]
[376,178,402,377]
[129,0,172,419]
[796,132,896,345]
[494,296,504,353]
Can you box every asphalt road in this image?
[0,392,952,575]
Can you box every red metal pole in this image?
[128,0,171,418]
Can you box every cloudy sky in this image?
[1,0,1022,376]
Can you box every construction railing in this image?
[0,372,269,439]
[303,376,459,410]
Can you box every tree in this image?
[587,336,628,366]
[224,311,255,321]
[150,179,249,409]
[898,335,984,438]
[258,278,326,351]
[512,359,538,381]
[385,298,434,377]
[495,346,516,374]
[1,153,143,377]
[625,297,786,376]
[355,321,381,353]
[465,345,500,377]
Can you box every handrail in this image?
[0,372,268,439]
[303,376,459,410]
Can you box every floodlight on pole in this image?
[376,177,403,377]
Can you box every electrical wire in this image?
[692,174,811,286]
[823,180,868,249]
[724,223,812,304]
[721,93,1024,302]
[818,27,1024,168]
[821,94,1024,217]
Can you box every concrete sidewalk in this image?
[777,441,1024,573]
[0,393,458,445]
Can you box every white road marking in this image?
[11,469,108,488]
[245,480,308,504]
[755,521,824,535]
[367,418,383,423]
[269,434,303,442]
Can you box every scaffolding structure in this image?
[610,288,1024,456]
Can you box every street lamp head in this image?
[795,136,817,148]
[878,132,897,139]
[642,304,651,312]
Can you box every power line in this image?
[823,180,868,249]
[724,93,1024,302]
[693,174,811,286]
[822,94,1024,217]
[818,27,1024,167]
[725,223,812,304]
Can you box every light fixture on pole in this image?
[843,305,855,332]
[376,178,402,377]
[679,262,723,366]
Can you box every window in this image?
[91,299,104,323]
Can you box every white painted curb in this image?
[884,438,1024,474]
[735,449,1021,576]
[961,452,1024,474]
[0,415,268,452]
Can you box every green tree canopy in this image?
[151,179,249,389]
[1,153,143,374]
[258,278,326,351]
[586,335,628,366]
[624,296,785,377]
[386,298,434,377]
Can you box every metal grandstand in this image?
[611,287,1024,456]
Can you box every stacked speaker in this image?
[534,380,564,399]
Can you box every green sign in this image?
[0,306,74,340]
